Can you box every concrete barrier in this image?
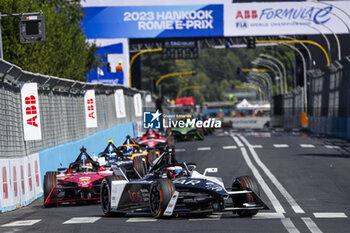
[0,121,138,213]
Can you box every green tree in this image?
[0,0,99,81]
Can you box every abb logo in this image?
[236,10,258,19]
[87,98,95,119]
[25,95,38,127]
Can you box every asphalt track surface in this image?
[1,129,350,233]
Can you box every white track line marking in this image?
[252,145,263,148]
[176,149,186,152]
[300,144,315,148]
[222,145,237,149]
[126,218,157,222]
[1,220,41,227]
[189,218,220,221]
[63,217,101,224]
[240,135,304,214]
[197,147,211,151]
[273,144,289,148]
[281,218,301,233]
[325,145,340,149]
[232,135,285,214]
[252,212,285,219]
[313,212,347,218]
[232,134,244,147]
[302,217,323,233]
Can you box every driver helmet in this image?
[166,166,183,179]
[80,162,93,172]
[149,133,155,139]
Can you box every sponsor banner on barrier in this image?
[82,4,224,38]
[133,93,143,117]
[20,83,42,141]
[0,159,11,210]
[115,89,126,118]
[10,159,21,207]
[224,1,350,36]
[84,90,98,128]
[0,154,42,212]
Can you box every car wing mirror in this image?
[203,168,218,176]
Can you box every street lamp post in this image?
[129,48,162,87]
[176,85,204,99]
[250,72,273,98]
[256,40,330,66]
[304,18,341,61]
[279,35,314,70]
[247,75,269,101]
[259,54,287,93]
[252,59,284,94]
[281,43,307,114]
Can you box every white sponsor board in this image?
[84,90,98,128]
[114,89,126,118]
[224,1,350,36]
[133,93,143,117]
[0,154,42,212]
[226,117,270,129]
[20,83,42,141]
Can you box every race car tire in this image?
[133,156,147,178]
[148,150,157,165]
[195,130,204,141]
[149,179,175,218]
[232,176,260,217]
[101,175,125,217]
[43,172,58,208]
[167,136,175,147]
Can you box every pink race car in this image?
[43,147,114,207]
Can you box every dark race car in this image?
[100,151,268,218]
[135,129,175,162]
[43,147,113,207]
[98,138,149,178]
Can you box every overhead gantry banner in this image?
[82,0,350,39]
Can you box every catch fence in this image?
[0,59,155,157]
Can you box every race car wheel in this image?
[148,150,157,165]
[149,179,175,218]
[167,136,175,147]
[232,176,260,217]
[43,172,58,208]
[101,175,125,217]
[133,156,147,178]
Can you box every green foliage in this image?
[0,0,99,81]
[141,45,295,103]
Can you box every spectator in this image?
[116,61,123,72]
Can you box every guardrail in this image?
[272,55,350,138]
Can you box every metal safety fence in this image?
[0,59,155,158]
[272,55,350,138]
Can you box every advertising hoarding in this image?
[224,1,350,36]
[84,90,98,128]
[82,4,224,39]
[20,83,42,141]
[82,1,350,38]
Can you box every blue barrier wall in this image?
[39,122,135,183]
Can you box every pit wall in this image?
[0,122,137,213]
